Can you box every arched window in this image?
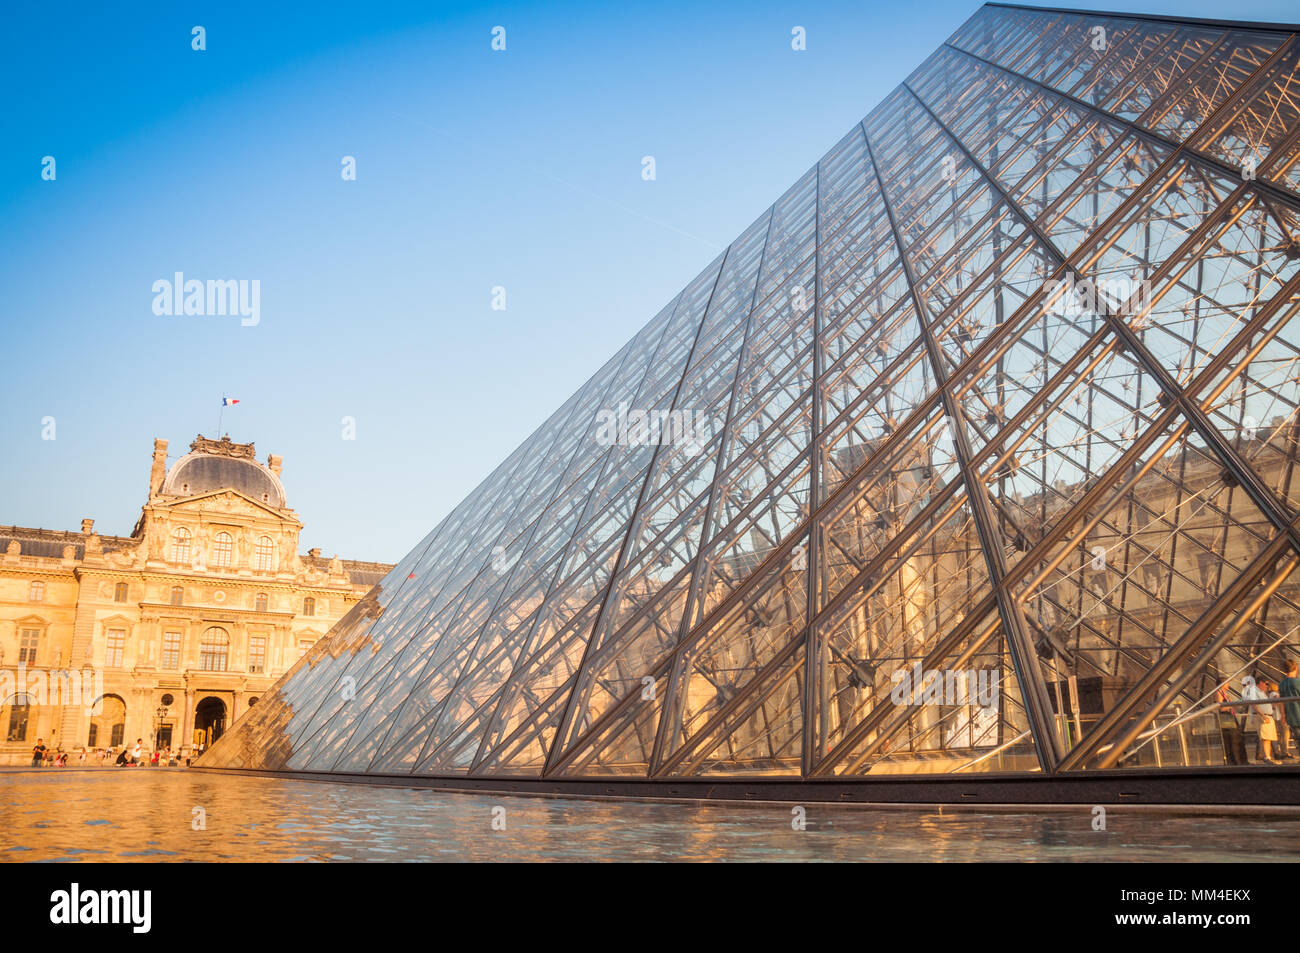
[89,694,126,749]
[254,593,268,612]
[170,586,184,606]
[4,693,32,742]
[248,696,259,707]
[114,582,128,603]
[171,527,192,564]
[303,597,316,617]
[199,627,230,672]
[212,531,233,569]
[28,581,45,602]
[255,536,274,572]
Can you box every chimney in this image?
[150,438,169,497]
[267,453,283,477]
[81,518,94,535]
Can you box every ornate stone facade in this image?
[0,435,393,764]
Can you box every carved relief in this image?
[279,534,296,569]
[189,434,257,460]
[105,548,135,568]
[147,525,165,559]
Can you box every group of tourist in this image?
[1218,660,1300,764]
[26,742,77,767]
[29,738,182,768]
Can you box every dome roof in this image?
[161,436,287,508]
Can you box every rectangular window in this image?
[28,581,45,602]
[18,629,39,665]
[248,636,267,674]
[106,629,126,668]
[161,631,182,670]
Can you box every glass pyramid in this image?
[202,3,1300,783]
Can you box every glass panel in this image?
[200,7,1300,786]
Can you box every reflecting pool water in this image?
[2,769,1297,862]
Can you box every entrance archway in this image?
[88,694,126,749]
[194,696,227,750]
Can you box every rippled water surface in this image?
[2,769,1298,862]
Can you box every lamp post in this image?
[154,704,169,752]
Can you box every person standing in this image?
[131,738,143,765]
[1278,660,1300,759]
[1242,675,1268,763]
[31,738,46,767]
[1248,677,1279,764]
[1217,685,1247,764]
[1263,678,1282,764]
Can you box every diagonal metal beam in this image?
[943,37,1300,224]
[862,122,1069,771]
[1067,531,1297,769]
[544,248,732,775]
[824,610,1005,776]
[803,156,825,776]
[650,205,778,773]
[903,82,1300,560]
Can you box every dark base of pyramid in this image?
[191,764,1300,811]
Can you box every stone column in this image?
[133,685,150,752]
[276,625,291,672]
[186,621,200,669]
[182,687,195,759]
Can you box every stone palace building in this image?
[0,435,392,764]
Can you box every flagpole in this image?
[217,396,224,438]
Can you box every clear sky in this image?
[3,0,1297,562]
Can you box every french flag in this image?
[222,397,240,406]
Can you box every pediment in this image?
[159,489,296,523]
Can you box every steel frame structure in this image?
[199,3,1300,801]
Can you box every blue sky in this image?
[2,0,1297,562]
